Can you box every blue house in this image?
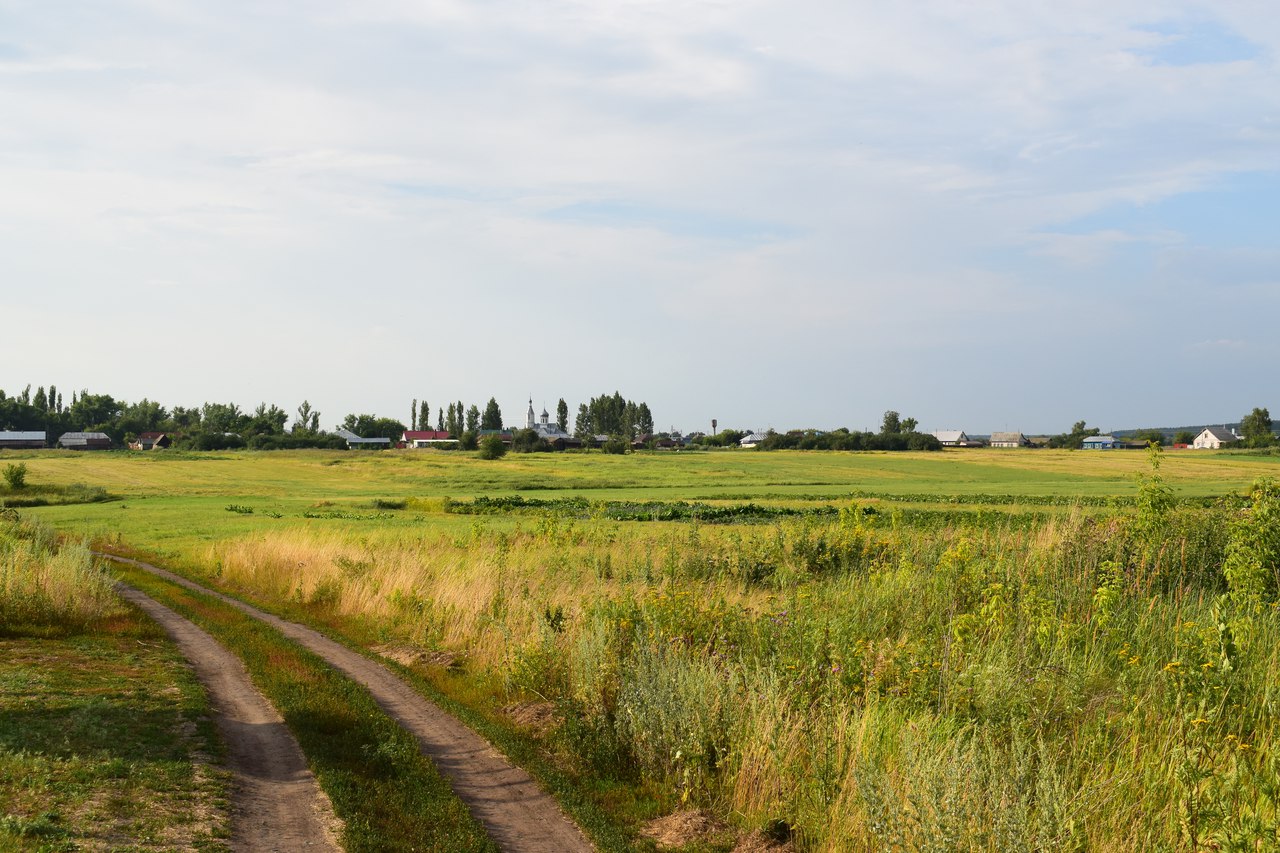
[1082,435,1119,450]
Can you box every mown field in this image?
[7,446,1280,850]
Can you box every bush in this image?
[2,463,27,490]
[602,437,629,455]
[458,431,479,451]
[478,435,507,459]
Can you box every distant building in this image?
[525,399,573,441]
[989,432,1031,448]
[129,432,171,450]
[739,431,769,448]
[401,430,459,448]
[1082,435,1119,450]
[1192,427,1239,450]
[334,428,391,449]
[932,430,982,447]
[57,432,112,450]
[0,431,46,450]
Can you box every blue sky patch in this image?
[1137,19,1261,66]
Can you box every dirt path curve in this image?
[103,555,596,853]
[114,582,341,853]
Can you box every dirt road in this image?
[114,582,341,853]
[104,555,595,853]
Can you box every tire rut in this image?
[103,554,596,853]
[114,582,341,853]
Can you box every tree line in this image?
[0,384,660,452]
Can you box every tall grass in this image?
[0,517,120,630]
[189,494,1278,850]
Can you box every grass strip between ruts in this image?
[109,561,498,853]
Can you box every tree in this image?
[478,434,507,459]
[294,401,320,434]
[3,462,27,490]
[466,405,480,434]
[1048,420,1101,449]
[411,399,418,431]
[1174,430,1196,445]
[1131,429,1165,446]
[420,401,429,432]
[1241,407,1274,448]
[341,414,406,439]
[637,403,654,437]
[901,417,919,434]
[556,398,569,432]
[881,411,901,435]
[482,398,503,431]
[511,428,549,453]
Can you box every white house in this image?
[933,430,969,447]
[739,431,769,448]
[1192,427,1238,450]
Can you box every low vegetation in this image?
[17,448,1280,849]
[0,515,229,850]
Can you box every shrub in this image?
[478,435,507,459]
[2,463,27,490]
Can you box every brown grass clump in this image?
[732,829,795,852]
[640,810,733,849]
[501,701,557,733]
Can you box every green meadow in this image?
[7,446,1280,850]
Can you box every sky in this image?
[2,0,1277,435]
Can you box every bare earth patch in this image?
[502,701,558,733]
[732,829,796,853]
[640,810,733,849]
[374,644,460,670]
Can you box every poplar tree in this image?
[482,398,503,431]
[557,398,569,432]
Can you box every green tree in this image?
[466,405,480,434]
[1240,407,1274,448]
[478,434,507,459]
[1131,429,1165,446]
[482,398,503,431]
[3,462,27,490]
[411,398,418,430]
[556,398,568,432]
[340,414,406,439]
[294,401,320,434]
[901,416,919,433]
[637,402,654,437]
[881,411,901,435]
[1173,430,1196,445]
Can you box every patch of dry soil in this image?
[640,810,733,849]
[104,555,594,853]
[114,583,341,852]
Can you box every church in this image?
[526,399,572,440]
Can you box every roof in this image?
[990,432,1026,443]
[0,431,45,441]
[933,430,967,443]
[58,432,111,441]
[1082,435,1117,444]
[334,429,390,444]
[138,431,168,439]
[403,430,454,440]
[1200,426,1238,442]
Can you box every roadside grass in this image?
[0,517,229,851]
[17,450,1280,849]
[109,561,499,853]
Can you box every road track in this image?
[115,582,341,852]
[104,554,595,853]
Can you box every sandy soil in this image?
[114,582,341,852]
[104,554,595,853]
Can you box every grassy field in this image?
[0,519,230,851]
[9,446,1280,850]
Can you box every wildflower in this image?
[1201,662,1214,669]
[1238,743,1253,751]
[1190,718,1209,726]
[1163,661,1182,672]
[1128,656,1140,665]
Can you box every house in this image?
[739,432,769,448]
[1082,435,1119,450]
[401,430,459,448]
[1192,427,1239,450]
[0,431,46,450]
[932,430,977,447]
[57,432,112,450]
[989,432,1031,448]
[334,428,391,450]
[129,432,172,450]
